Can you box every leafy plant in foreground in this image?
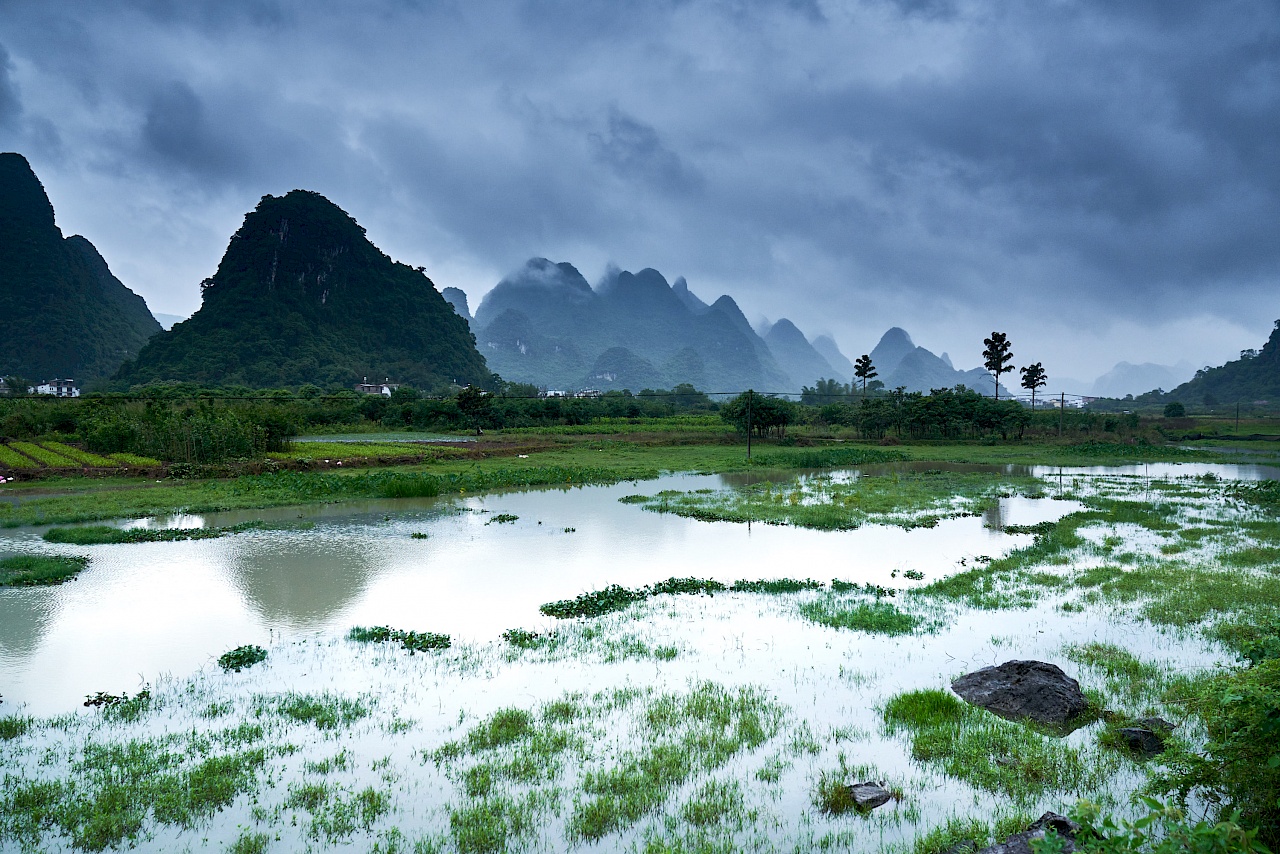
[217,644,267,672]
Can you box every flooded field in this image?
[0,461,1276,852]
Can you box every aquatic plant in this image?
[0,554,88,586]
[799,597,923,635]
[486,513,519,525]
[217,644,268,672]
[348,625,451,653]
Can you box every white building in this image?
[34,379,80,397]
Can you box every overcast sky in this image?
[2,0,1277,385]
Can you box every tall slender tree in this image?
[853,354,877,394]
[982,332,1014,400]
[1020,362,1047,410]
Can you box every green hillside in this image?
[1171,320,1280,404]
[0,153,161,383]
[113,190,492,391]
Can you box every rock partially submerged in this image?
[1116,727,1165,758]
[848,782,893,810]
[954,812,1080,854]
[951,660,1090,727]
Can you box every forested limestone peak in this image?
[0,152,161,383]
[111,189,491,390]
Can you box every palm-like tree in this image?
[854,354,877,394]
[982,332,1014,400]
[1020,362,1047,409]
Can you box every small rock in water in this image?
[975,811,1080,854]
[1117,727,1166,758]
[849,782,892,810]
[951,660,1089,727]
[1138,716,1176,734]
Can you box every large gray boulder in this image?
[951,661,1090,727]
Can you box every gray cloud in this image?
[2,0,1278,379]
[0,44,21,129]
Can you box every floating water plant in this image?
[347,625,451,653]
[0,554,88,586]
[217,644,268,672]
[486,513,519,525]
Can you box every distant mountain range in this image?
[472,258,832,392]
[0,152,161,383]
[113,190,492,390]
[868,327,1015,397]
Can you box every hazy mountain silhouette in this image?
[472,258,793,391]
[811,335,855,378]
[114,190,490,390]
[764,319,838,390]
[442,287,472,324]
[1090,361,1195,398]
[868,327,1013,396]
[0,152,161,383]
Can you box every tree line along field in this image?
[0,384,1263,476]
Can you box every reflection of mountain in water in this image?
[0,590,55,661]
[228,534,389,629]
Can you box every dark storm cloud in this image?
[2,0,1278,376]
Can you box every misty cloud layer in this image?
[1,0,1277,381]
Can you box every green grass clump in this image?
[217,644,268,672]
[730,578,823,594]
[0,443,40,469]
[108,452,162,467]
[42,521,282,545]
[1064,642,1167,703]
[568,683,783,842]
[486,513,519,525]
[39,442,117,467]
[883,688,1095,800]
[347,625,451,653]
[467,709,534,750]
[501,628,559,650]
[8,441,76,467]
[0,553,88,586]
[269,692,369,730]
[799,596,923,635]
[0,715,34,740]
[0,735,266,851]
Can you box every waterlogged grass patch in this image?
[0,715,33,740]
[635,470,1045,531]
[264,692,369,731]
[0,553,88,586]
[800,595,926,636]
[1064,642,1169,705]
[42,520,304,545]
[568,683,785,842]
[285,780,390,843]
[0,731,268,851]
[882,689,1105,801]
[348,625,451,653]
[218,644,268,672]
[540,576,837,619]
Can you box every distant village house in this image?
[32,379,80,397]
[355,377,401,396]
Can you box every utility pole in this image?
[745,390,753,459]
[1059,392,1065,438]
[1236,401,1241,434]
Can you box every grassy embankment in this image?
[1,417,1262,528]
